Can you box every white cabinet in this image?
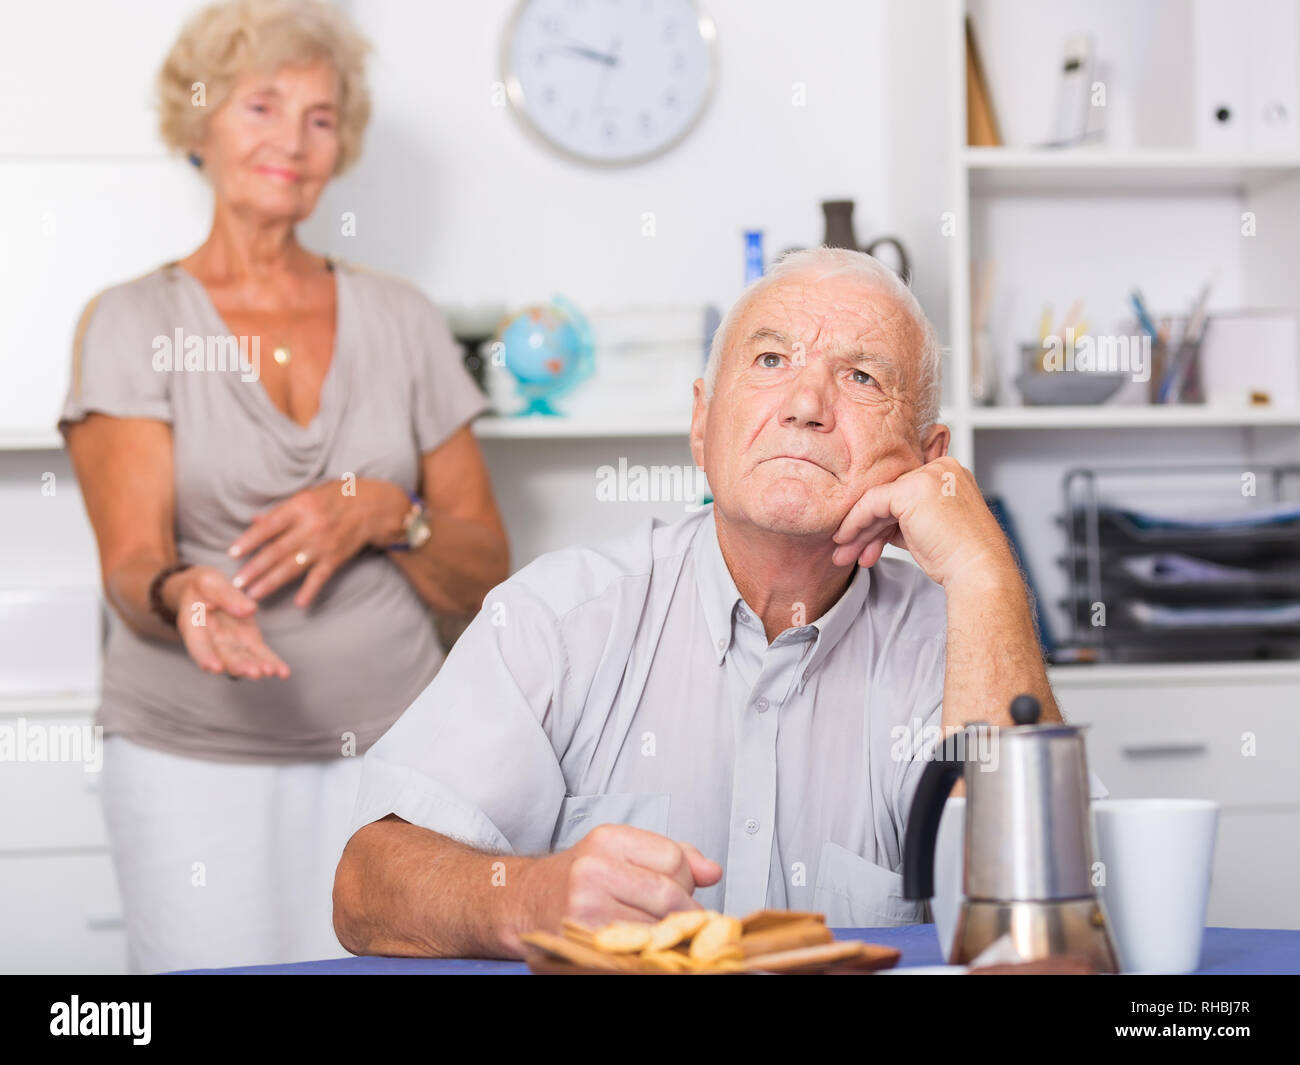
[0,853,127,975]
[0,718,109,852]
[0,702,127,974]
[1054,662,1300,928]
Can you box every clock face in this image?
[504,0,716,165]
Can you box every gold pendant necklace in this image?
[273,344,291,366]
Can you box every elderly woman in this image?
[58,0,507,973]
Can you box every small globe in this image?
[497,300,594,415]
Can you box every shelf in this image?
[968,405,1300,430]
[0,429,63,451]
[0,691,99,716]
[0,418,691,446]
[474,414,690,439]
[8,406,1294,442]
[964,147,1300,195]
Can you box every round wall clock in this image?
[503,0,717,166]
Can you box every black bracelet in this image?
[148,562,193,628]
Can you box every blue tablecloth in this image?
[180,924,1300,974]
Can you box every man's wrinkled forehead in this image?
[743,279,915,351]
[732,276,920,375]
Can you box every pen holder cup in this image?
[1149,337,1204,405]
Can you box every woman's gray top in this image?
[59,259,489,763]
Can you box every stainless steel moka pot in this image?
[903,694,1118,971]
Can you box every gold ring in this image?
[294,551,309,566]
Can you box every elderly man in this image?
[333,247,1062,958]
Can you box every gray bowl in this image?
[1014,370,1129,406]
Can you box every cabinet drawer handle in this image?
[1120,742,1209,758]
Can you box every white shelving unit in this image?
[951,0,1300,928]
[947,0,1300,622]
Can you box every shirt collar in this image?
[693,505,872,679]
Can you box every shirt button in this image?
[736,607,749,623]
[744,818,759,835]
[717,637,727,652]
[754,696,769,713]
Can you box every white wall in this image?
[884,0,953,350]
[318,0,895,311]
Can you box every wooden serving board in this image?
[521,910,902,976]
[743,939,902,974]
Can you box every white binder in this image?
[1193,0,1249,150]
[1247,0,1299,150]
[1194,0,1299,151]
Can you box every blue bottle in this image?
[744,230,764,284]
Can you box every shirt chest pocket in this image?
[812,840,927,928]
[550,792,671,852]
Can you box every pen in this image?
[1130,290,1158,339]
[1184,274,1216,344]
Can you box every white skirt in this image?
[101,734,366,973]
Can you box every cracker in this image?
[688,914,743,963]
[646,909,714,951]
[592,920,654,954]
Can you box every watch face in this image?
[504,0,716,165]
[408,512,433,550]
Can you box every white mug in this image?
[1092,798,1220,974]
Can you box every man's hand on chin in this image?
[830,456,1062,726]
[829,456,1019,593]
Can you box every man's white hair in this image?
[702,246,943,435]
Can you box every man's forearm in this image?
[941,562,1062,729]
[333,816,538,959]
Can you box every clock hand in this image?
[541,42,620,66]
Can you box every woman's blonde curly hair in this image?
[156,0,372,175]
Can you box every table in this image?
[178,924,1300,974]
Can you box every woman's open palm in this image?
[172,566,291,679]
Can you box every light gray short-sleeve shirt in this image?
[59,261,489,763]
[350,505,956,925]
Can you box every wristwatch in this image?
[390,490,432,552]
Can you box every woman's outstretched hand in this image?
[167,565,291,679]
